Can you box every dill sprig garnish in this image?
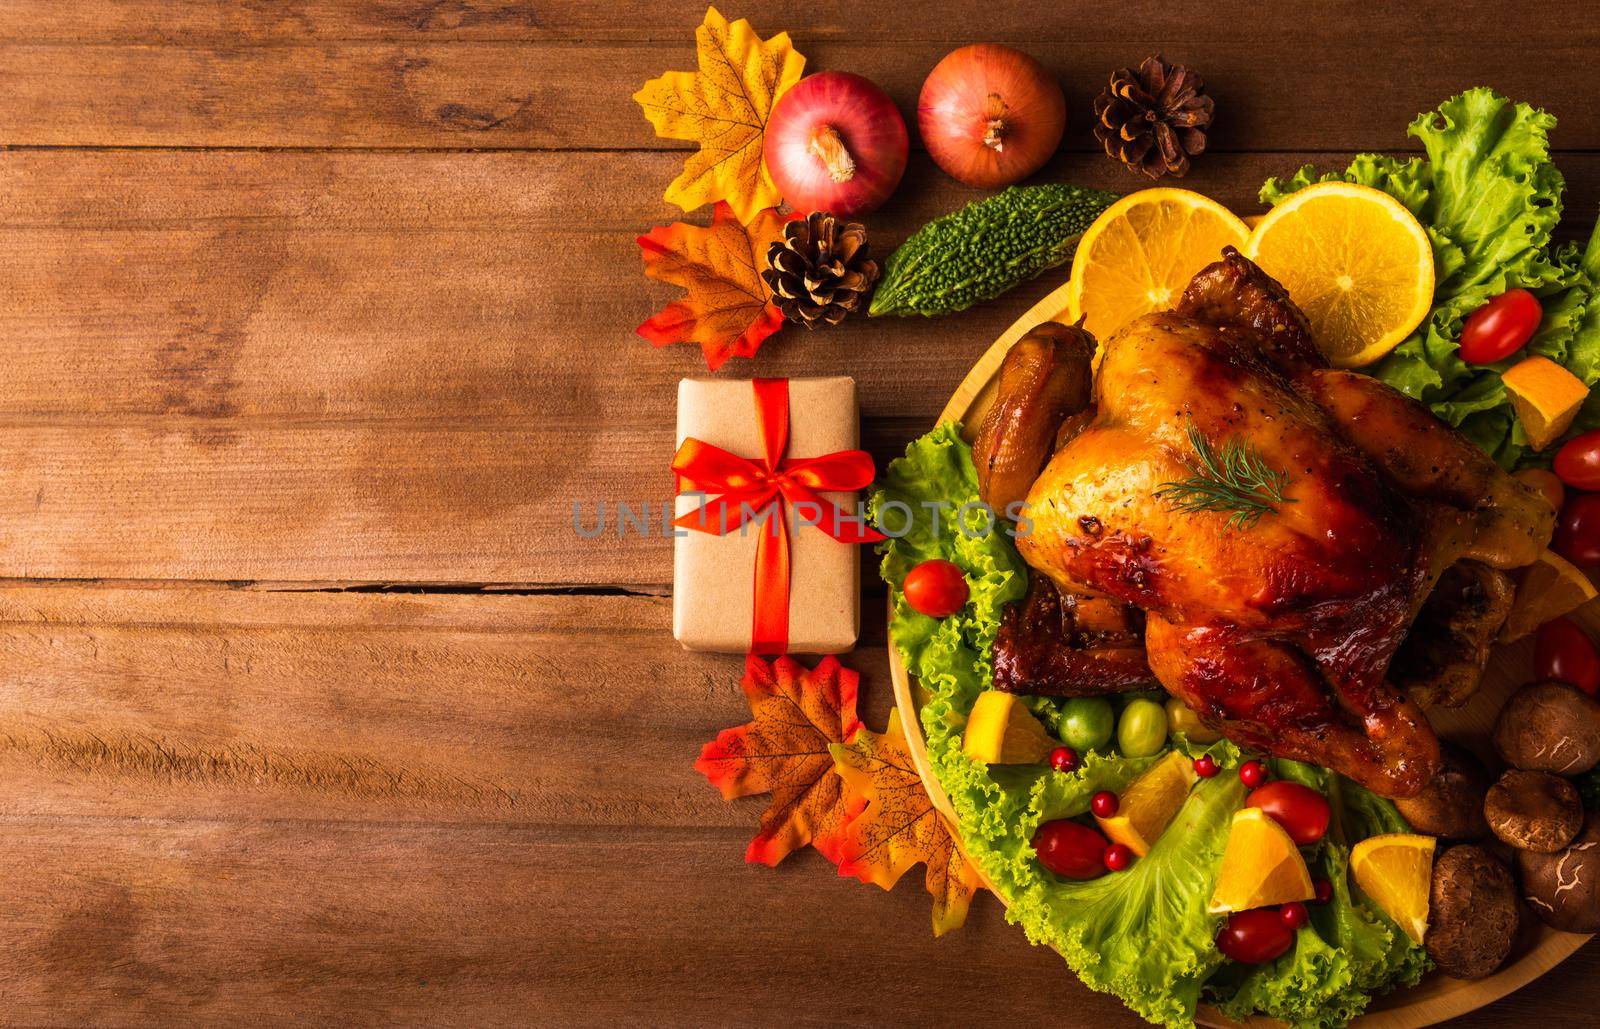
[1153,420,1296,530]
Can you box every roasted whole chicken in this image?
[975,250,1554,797]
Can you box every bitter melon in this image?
[869,184,1118,318]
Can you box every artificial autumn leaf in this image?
[632,5,805,223]
[695,654,863,866]
[828,709,985,936]
[638,202,798,370]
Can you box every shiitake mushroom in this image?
[1393,742,1490,840]
[1493,681,1600,774]
[1518,811,1600,933]
[1484,769,1583,852]
[1425,845,1519,979]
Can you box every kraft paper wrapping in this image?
[673,377,862,654]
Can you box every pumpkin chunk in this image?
[1503,356,1589,451]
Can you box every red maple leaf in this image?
[829,709,984,936]
[694,654,863,866]
[637,202,797,370]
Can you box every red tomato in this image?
[1555,431,1600,491]
[1535,617,1600,695]
[1217,909,1296,964]
[1245,781,1331,846]
[902,559,969,617]
[1458,288,1542,364]
[1032,819,1108,880]
[1555,492,1600,568]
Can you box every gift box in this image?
[673,377,878,655]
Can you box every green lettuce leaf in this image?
[1206,765,1428,1028]
[1261,88,1600,468]
[873,428,1423,1028]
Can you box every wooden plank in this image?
[0,3,1597,149]
[0,585,790,826]
[3,148,1600,583]
[0,819,1102,1026]
[2,0,1577,44]
[0,581,1588,1026]
[0,815,1594,1028]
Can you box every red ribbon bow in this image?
[673,378,884,655]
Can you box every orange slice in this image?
[1208,807,1315,914]
[962,690,1054,764]
[1096,750,1199,856]
[1242,181,1434,368]
[1350,833,1436,945]
[1067,188,1251,345]
[1501,549,1599,641]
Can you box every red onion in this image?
[764,71,908,217]
[918,44,1065,188]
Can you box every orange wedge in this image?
[1350,833,1435,945]
[1096,750,1199,856]
[1500,549,1598,642]
[963,690,1055,764]
[1067,188,1251,345]
[1208,807,1315,914]
[1242,181,1434,369]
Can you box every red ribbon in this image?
[673,378,884,655]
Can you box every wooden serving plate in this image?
[888,277,1596,1028]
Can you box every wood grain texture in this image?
[0,582,1590,1028]
[5,1,1599,1024]
[2,2,1598,150]
[2,148,1598,584]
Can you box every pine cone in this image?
[761,212,880,330]
[1093,56,1213,179]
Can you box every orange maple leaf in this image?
[632,6,806,223]
[637,202,798,370]
[828,709,985,936]
[694,654,864,866]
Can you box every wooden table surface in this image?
[3,2,1598,1025]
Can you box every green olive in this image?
[1165,696,1223,744]
[1118,698,1169,758]
[1058,697,1115,752]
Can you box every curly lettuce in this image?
[1206,762,1429,1028]
[872,427,1425,1028]
[1261,88,1600,467]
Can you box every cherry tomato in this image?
[1193,753,1219,778]
[1556,431,1600,491]
[1090,790,1119,818]
[1239,760,1268,788]
[1515,467,1566,513]
[902,559,969,617]
[1245,781,1332,846]
[1535,617,1600,695]
[1280,902,1310,930]
[1217,908,1296,964]
[1103,843,1133,872]
[1049,746,1079,774]
[1312,878,1334,905]
[1458,288,1542,364]
[1554,492,1600,569]
[1032,819,1108,879]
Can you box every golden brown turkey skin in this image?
[1015,250,1552,797]
[972,321,1096,517]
